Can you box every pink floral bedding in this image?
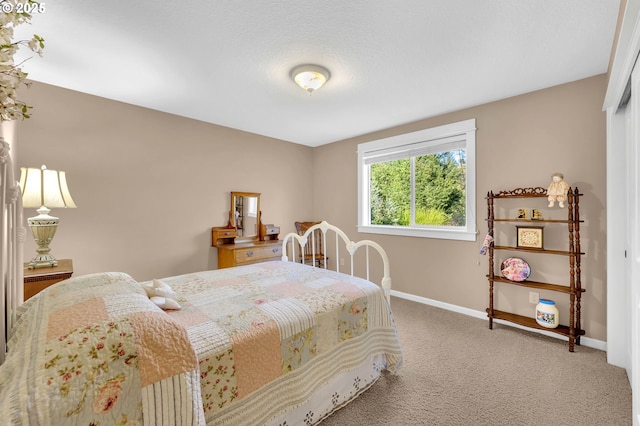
[156,261,402,425]
[0,272,205,425]
[0,262,402,425]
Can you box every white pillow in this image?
[150,296,181,310]
[142,279,177,298]
[142,279,180,310]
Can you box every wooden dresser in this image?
[217,239,282,268]
[212,226,282,269]
[212,192,281,269]
[23,259,74,300]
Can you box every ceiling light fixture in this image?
[291,64,331,94]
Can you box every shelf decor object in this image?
[19,165,77,269]
[485,186,585,352]
[535,299,559,328]
[516,226,544,249]
[500,257,531,282]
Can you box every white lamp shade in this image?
[19,165,77,209]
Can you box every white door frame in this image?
[604,2,640,424]
[629,63,640,426]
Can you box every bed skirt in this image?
[267,353,387,425]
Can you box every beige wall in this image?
[313,75,608,341]
[18,82,314,281]
[17,75,608,341]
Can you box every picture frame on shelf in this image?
[516,226,544,249]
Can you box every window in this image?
[357,119,476,241]
[247,196,257,217]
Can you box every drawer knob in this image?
[247,251,254,257]
[224,232,230,236]
[272,248,279,253]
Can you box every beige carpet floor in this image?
[321,296,632,426]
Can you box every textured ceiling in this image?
[14,0,620,147]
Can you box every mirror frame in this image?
[230,191,261,242]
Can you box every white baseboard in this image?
[390,290,607,352]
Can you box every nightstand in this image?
[23,259,73,300]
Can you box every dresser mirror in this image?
[230,191,260,241]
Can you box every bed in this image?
[0,138,24,368]
[0,185,402,426]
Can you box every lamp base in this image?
[27,207,60,269]
[27,254,58,269]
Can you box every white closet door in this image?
[631,65,640,426]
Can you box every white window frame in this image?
[247,196,258,217]
[357,118,477,241]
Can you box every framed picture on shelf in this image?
[516,226,544,249]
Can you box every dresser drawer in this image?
[214,228,237,239]
[218,240,282,268]
[212,228,237,247]
[233,244,281,265]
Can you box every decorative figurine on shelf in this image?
[547,172,570,208]
[479,233,493,255]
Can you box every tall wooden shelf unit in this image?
[486,186,585,352]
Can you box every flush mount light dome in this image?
[291,64,331,93]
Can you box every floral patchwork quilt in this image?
[0,272,205,425]
[0,262,402,426]
[155,261,402,425]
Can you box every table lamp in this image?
[19,165,77,269]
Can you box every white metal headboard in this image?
[281,221,391,301]
[0,138,24,364]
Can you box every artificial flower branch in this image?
[0,0,45,120]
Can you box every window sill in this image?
[357,225,477,241]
